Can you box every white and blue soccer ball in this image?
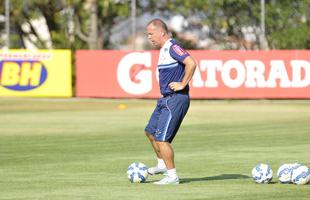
[252,163,273,183]
[291,164,310,185]
[277,163,294,184]
[127,162,148,183]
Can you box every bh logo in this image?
[0,60,47,91]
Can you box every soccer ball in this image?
[276,163,302,184]
[277,163,294,184]
[252,163,273,183]
[291,165,310,185]
[127,162,148,183]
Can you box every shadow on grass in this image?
[180,173,251,184]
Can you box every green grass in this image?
[0,98,310,200]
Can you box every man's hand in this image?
[169,82,185,91]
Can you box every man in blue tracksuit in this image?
[145,18,197,185]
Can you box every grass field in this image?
[0,98,310,200]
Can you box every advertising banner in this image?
[0,50,72,97]
[76,50,310,99]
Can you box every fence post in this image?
[5,0,10,49]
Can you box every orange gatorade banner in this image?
[76,50,310,99]
[0,50,72,97]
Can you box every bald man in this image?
[145,18,197,185]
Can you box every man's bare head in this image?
[146,18,170,48]
[147,18,169,34]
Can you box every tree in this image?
[73,0,130,49]
[74,0,98,49]
[265,0,310,49]
[1,0,309,50]
[139,0,310,50]
[1,0,130,50]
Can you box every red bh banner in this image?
[76,50,310,99]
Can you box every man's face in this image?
[146,24,162,48]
